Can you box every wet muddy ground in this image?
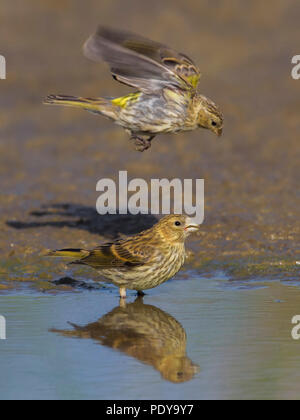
[0,0,299,399]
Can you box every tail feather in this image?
[46,248,89,259]
[43,94,113,115]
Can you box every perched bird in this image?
[47,214,199,298]
[44,26,223,151]
[51,297,199,383]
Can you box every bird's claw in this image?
[130,136,154,152]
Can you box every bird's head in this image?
[155,214,200,243]
[159,355,200,383]
[197,95,223,136]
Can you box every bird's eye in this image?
[175,221,181,226]
[211,121,217,126]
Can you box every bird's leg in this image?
[130,135,155,152]
[119,287,127,308]
[135,295,144,304]
[119,297,126,308]
[119,287,126,299]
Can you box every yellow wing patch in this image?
[186,74,201,89]
[112,92,141,108]
[163,88,186,103]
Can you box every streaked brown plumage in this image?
[44,26,223,151]
[47,214,199,298]
[51,297,199,383]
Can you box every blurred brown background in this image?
[0,0,299,284]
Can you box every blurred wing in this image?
[76,240,153,269]
[83,26,201,93]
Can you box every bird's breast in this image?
[99,244,186,291]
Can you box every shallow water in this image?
[1,271,300,400]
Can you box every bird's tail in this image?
[46,248,89,259]
[44,94,116,117]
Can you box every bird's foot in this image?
[130,135,155,152]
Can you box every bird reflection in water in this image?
[51,297,199,383]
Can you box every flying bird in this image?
[44,27,223,151]
[47,214,199,298]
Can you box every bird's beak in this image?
[184,218,200,232]
[214,127,222,137]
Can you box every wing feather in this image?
[83,26,200,93]
[74,240,154,269]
